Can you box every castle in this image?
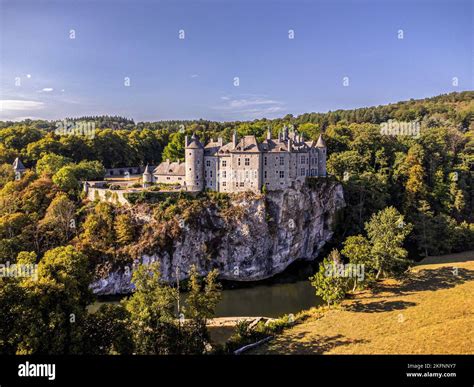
[143,126,327,193]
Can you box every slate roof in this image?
[316,134,326,148]
[12,158,26,171]
[153,160,185,176]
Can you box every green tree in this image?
[52,165,80,193]
[162,132,186,162]
[365,207,413,278]
[310,249,349,306]
[181,266,221,354]
[17,246,92,354]
[341,235,374,290]
[123,262,177,354]
[36,153,71,176]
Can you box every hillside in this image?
[252,251,474,354]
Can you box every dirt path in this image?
[252,252,474,354]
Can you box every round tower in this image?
[142,164,153,187]
[315,134,327,177]
[185,134,204,191]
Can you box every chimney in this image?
[267,128,272,140]
[288,138,292,152]
[232,130,238,147]
[278,130,282,142]
[185,135,189,147]
[217,137,223,146]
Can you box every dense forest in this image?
[0,91,473,354]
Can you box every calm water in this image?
[214,280,321,317]
[90,280,322,318]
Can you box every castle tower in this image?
[232,130,238,147]
[12,157,26,179]
[185,134,204,191]
[315,134,327,177]
[142,164,153,186]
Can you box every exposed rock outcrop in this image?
[91,180,345,295]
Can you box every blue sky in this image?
[0,0,472,122]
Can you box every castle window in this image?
[206,160,211,167]
[254,171,257,178]
[245,158,250,166]
[245,171,249,179]
[238,158,241,166]
[264,157,267,166]
[223,182,227,187]
[222,160,227,167]
[240,182,244,187]
[301,168,305,176]
[280,157,284,166]
[300,156,305,164]
[279,171,285,179]
[210,171,213,177]
[264,171,267,178]
[205,171,207,177]
[222,171,227,178]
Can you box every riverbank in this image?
[251,250,474,354]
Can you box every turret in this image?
[185,134,204,191]
[143,164,153,186]
[315,134,327,177]
[12,157,26,179]
[232,130,238,147]
[266,128,272,140]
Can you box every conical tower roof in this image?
[186,133,204,149]
[315,134,326,148]
[12,157,26,170]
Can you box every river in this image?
[89,279,322,318]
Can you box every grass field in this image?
[252,251,474,354]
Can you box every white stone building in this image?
[144,127,327,193]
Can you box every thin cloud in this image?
[40,87,54,92]
[0,99,45,111]
[214,96,285,118]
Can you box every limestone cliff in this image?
[91,180,345,295]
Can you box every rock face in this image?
[91,180,345,295]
